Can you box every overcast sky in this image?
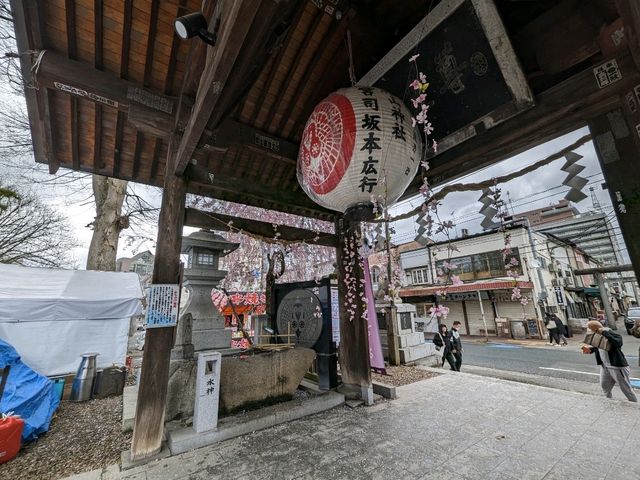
[388,126,628,261]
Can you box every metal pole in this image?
[596,271,617,330]
[477,290,489,341]
[522,218,547,306]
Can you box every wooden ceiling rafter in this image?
[174,0,262,175]
[242,3,309,123]
[259,6,326,131]
[64,0,81,171]
[93,0,105,173]
[131,0,161,182]
[112,0,133,179]
[276,11,353,138]
[10,0,59,173]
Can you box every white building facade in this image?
[399,226,593,338]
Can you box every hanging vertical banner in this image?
[145,284,180,328]
[330,286,341,345]
[363,258,386,374]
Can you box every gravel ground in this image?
[0,396,130,480]
[372,364,439,387]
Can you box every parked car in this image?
[624,307,640,334]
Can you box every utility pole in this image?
[477,290,489,341]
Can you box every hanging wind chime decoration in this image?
[297,86,422,219]
[561,152,588,203]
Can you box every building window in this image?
[409,268,429,285]
[435,248,522,282]
[415,303,433,317]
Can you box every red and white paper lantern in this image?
[297,86,422,214]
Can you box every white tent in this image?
[0,264,143,376]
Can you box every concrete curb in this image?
[166,390,345,455]
[372,380,397,400]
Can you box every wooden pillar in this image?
[335,217,372,402]
[588,108,640,281]
[131,134,187,460]
[616,0,640,71]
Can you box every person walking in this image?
[545,313,562,346]
[433,324,456,370]
[552,313,568,346]
[582,320,638,402]
[448,320,463,371]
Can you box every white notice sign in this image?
[145,284,180,328]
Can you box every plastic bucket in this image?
[51,377,65,401]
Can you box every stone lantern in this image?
[173,230,239,359]
[167,229,238,421]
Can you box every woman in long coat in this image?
[433,324,456,370]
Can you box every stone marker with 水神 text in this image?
[193,351,221,433]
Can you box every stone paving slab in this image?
[69,373,640,480]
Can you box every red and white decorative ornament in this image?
[297,87,422,214]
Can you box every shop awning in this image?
[400,281,534,298]
[582,287,602,298]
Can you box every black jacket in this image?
[433,331,452,353]
[586,329,628,367]
[449,329,462,353]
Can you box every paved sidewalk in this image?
[69,373,640,480]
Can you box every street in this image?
[459,333,640,387]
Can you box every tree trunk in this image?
[86,175,128,271]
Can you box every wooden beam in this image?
[65,0,79,171]
[121,0,132,79]
[143,0,159,87]
[10,0,58,173]
[184,207,337,247]
[616,0,640,71]
[149,138,162,182]
[174,0,260,174]
[113,112,124,178]
[131,133,187,460]
[413,53,640,193]
[589,107,640,281]
[71,97,80,170]
[203,119,298,163]
[175,0,298,175]
[94,0,103,70]
[36,52,178,119]
[186,163,335,220]
[93,104,104,172]
[132,131,144,180]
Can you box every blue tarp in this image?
[0,339,60,442]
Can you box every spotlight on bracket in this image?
[175,12,217,46]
